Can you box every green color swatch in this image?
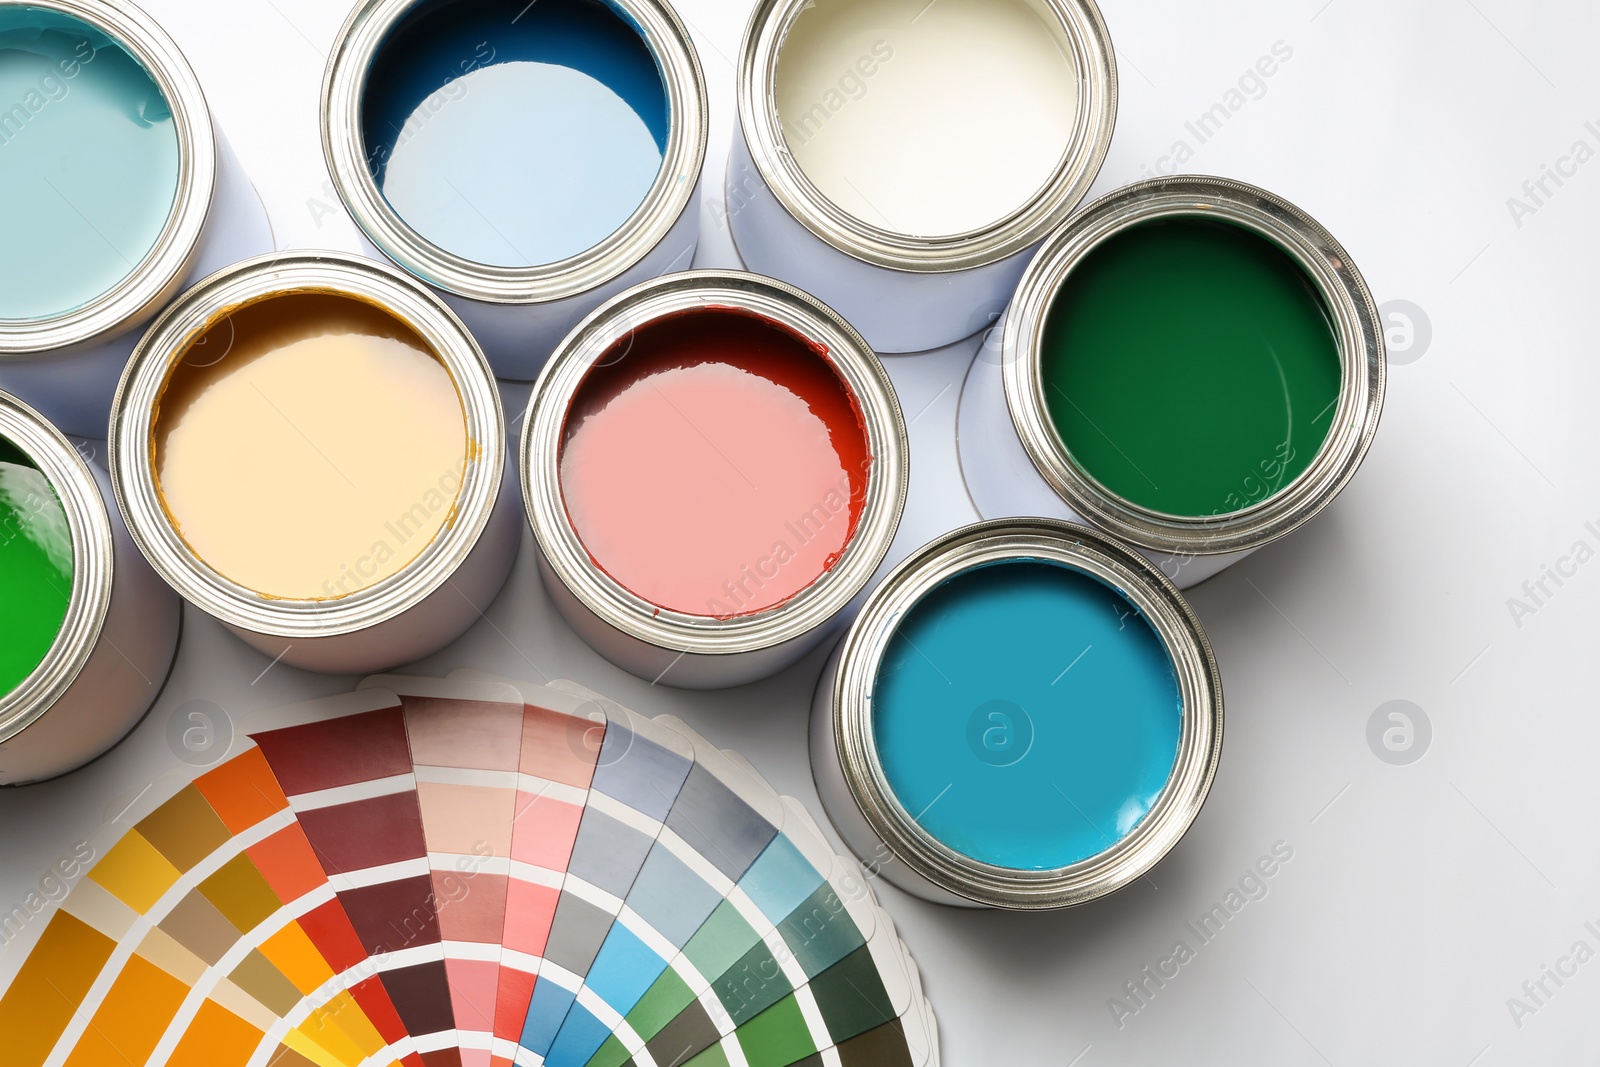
[737,995,818,1067]
[1040,216,1342,518]
[0,436,73,696]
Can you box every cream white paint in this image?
[774,0,1080,238]
[155,299,468,601]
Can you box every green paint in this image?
[737,995,817,1067]
[810,946,896,1043]
[714,940,792,1025]
[585,1034,631,1067]
[0,435,73,696]
[777,885,864,978]
[624,968,696,1042]
[681,1044,730,1067]
[1040,216,1342,518]
[683,900,759,981]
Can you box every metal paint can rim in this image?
[827,517,1223,910]
[1002,174,1387,557]
[109,250,508,640]
[522,268,909,658]
[320,0,709,307]
[0,390,115,747]
[735,0,1117,275]
[0,0,216,357]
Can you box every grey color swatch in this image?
[665,764,778,881]
[568,807,654,898]
[627,841,724,948]
[543,891,616,975]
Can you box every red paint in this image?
[560,308,872,618]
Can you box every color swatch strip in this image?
[0,678,939,1067]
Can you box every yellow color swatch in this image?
[307,990,386,1060]
[165,1000,264,1067]
[63,954,188,1067]
[0,913,115,1067]
[258,922,336,995]
[266,1047,323,1067]
[88,831,182,912]
[280,1027,350,1067]
[200,853,284,934]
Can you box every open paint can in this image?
[0,0,272,438]
[728,0,1116,354]
[322,0,707,380]
[0,390,180,784]
[110,252,520,675]
[522,269,908,689]
[811,518,1223,909]
[959,175,1386,587]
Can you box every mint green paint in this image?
[0,7,181,321]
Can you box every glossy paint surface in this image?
[362,0,668,267]
[872,558,1182,871]
[0,6,180,320]
[560,309,871,618]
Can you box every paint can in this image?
[522,269,908,689]
[321,0,708,381]
[0,0,273,439]
[0,389,180,784]
[958,175,1386,587]
[110,251,520,675]
[728,0,1116,354]
[810,518,1222,909]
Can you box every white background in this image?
[4,1,1600,1064]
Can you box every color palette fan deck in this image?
[0,675,939,1067]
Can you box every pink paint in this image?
[560,308,872,618]
[444,956,501,1040]
[511,794,584,871]
[502,880,560,957]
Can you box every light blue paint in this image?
[628,842,722,949]
[0,6,180,321]
[362,0,669,268]
[520,978,575,1054]
[543,1004,613,1067]
[872,559,1183,871]
[583,923,665,1019]
[740,835,823,921]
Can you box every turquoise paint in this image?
[872,559,1182,871]
[362,0,669,269]
[0,7,180,321]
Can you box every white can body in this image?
[957,336,1251,589]
[0,460,181,786]
[0,130,273,439]
[537,544,843,690]
[726,127,1033,355]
